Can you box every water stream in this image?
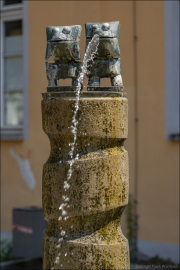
[53,34,100,269]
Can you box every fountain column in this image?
[42,24,130,270]
[42,91,129,269]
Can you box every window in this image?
[0,0,29,140]
[164,1,180,140]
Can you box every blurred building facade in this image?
[0,0,179,263]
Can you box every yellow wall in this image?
[134,1,179,244]
[1,1,179,245]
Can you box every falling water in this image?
[53,34,100,269]
[65,33,100,188]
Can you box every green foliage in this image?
[0,240,14,262]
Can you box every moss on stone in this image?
[42,95,129,269]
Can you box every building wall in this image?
[135,1,179,245]
[1,0,179,250]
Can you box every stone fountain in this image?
[42,21,130,270]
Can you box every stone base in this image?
[42,91,127,99]
[43,228,130,270]
[47,86,79,92]
[87,86,124,92]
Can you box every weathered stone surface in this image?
[46,41,81,62]
[46,61,82,82]
[42,97,128,138]
[85,22,123,88]
[85,22,120,38]
[86,58,121,78]
[86,38,120,58]
[43,149,128,219]
[45,25,82,87]
[42,92,130,269]
[46,25,82,42]
[43,228,129,269]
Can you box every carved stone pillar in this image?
[42,22,129,270]
[42,90,130,269]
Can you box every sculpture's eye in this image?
[92,24,98,31]
[102,23,110,31]
[52,28,59,34]
[63,27,71,34]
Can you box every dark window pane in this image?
[5,20,22,36]
[4,0,22,5]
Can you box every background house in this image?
[1,0,179,264]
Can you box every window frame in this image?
[0,0,29,141]
[164,0,180,141]
[0,1,23,12]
